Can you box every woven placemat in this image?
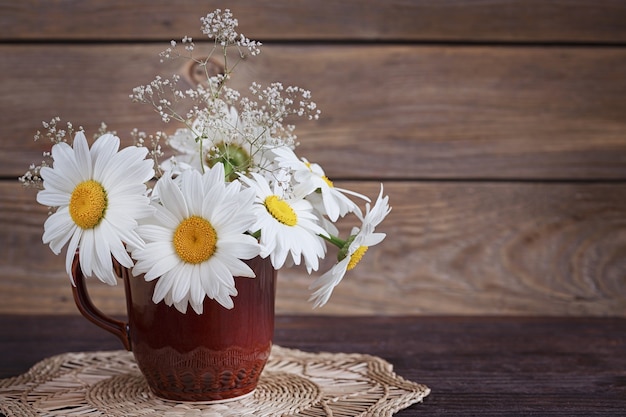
[0,345,429,416]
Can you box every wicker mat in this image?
[0,346,429,416]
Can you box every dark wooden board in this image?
[3,181,625,316]
[1,1,625,318]
[1,315,625,416]
[2,0,626,43]
[2,44,626,180]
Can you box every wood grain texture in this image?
[2,0,626,43]
[2,44,626,180]
[3,181,625,316]
[1,1,625,317]
[2,315,626,415]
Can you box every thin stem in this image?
[320,234,346,249]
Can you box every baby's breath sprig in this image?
[159,37,195,63]
[19,117,81,188]
[94,122,116,139]
[130,74,187,124]
[200,8,261,58]
[35,116,76,145]
[244,82,320,146]
[131,129,166,178]
[18,161,47,188]
[129,8,320,181]
[158,8,259,101]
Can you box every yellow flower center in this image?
[173,216,217,264]
[265,195,297,226]
[347,246,368,271]
[69,180,107,229]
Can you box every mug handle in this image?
[70,251,132,351]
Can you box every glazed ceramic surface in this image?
[72,253,276,402]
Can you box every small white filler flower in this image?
[131,165,261,313]
[36,132,155,285]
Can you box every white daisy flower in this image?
[36,131,155,285]
[308,185,391,308]
[161,103,271,181]
[272,146,368,221]
[159,118,205,174]
[239,172,328,273]
[130,165,261,313]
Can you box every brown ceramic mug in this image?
[71,251,276,402]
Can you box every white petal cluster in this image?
[26,8,393,314]
[239,173,328,273]
[131,166,260,313]
[272,146,368,222]
[309,186,391,308]
[36,132,155,285]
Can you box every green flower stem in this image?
[320,234,346,249]
[327,234,357,262]
[198,137,205,174]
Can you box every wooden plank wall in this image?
[1,0,625,316]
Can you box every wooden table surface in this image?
[1,315,625,416]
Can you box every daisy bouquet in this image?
[20,9,390,315]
